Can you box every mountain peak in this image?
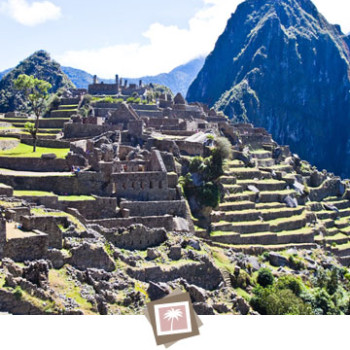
[187,0,350,177]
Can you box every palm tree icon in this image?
[163,308,183,332]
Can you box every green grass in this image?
[0,143,69,158]
[14,190,56,197]
[58,195,96,201]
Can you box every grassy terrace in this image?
[14,190,95,201]
[0,143,69,158]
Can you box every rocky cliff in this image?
[187,0,350,177]
[0,50,75,113]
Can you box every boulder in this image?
[193,302,215,315]
[186,284,207,303]
[46,249,70,269]
[235,297,250,315]
[70,243,116,272]
[147,281,171,301]
[168,246,182,261]
[268,252,288,267]
[22,260,50,288]
[147,248,160,261]
[284,195,298,208]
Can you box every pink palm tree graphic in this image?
[163,308,183,332]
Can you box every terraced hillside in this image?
[202,124,350,266]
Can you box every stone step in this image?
[316,211,338,220]
[255,202,286,210]
[220,176,237,185]
[222,184,243,194]
[325,227,340,237]
[338,255,350,266]
[237,232,277,245]
[224,192,256,203]
[269,214,307,232]
[250,150,272,159]
[325,234,349,245]
[332,243,350,257]
[226,168,262,180]
[227,160,246,168]
[321,219,335,228]
[276,228,315,244]
[230,221,271,234]
[258,190,297,203]
[339,209,350,218]
[334,218,349,229]
[211,222,234,232]
[211,241,318,252]
[218,201,256,211]
[237,179,286,192]
[256,158,275,167]
[323,198,350,210]
[260,207,305,221]
[211,209,262,223]
[262,164,294,173]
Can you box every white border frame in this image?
[154,301,192,336]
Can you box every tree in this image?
[14,74,52,152]
[257,268,274,288]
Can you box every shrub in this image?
[257,268,274,288]
[276,275,303,296]
[13,286,23,300]
[198,182,220,208]
[189,156,204,173]
[251,285,313,315]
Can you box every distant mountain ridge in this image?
[0,57,205,97]
[187,0,350,177]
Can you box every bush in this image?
[257,268,274,287]
[276,275,303,296]
[189,156,204,173]
[198,182,220,208]
[13,286,23,300]
[251,285,313,315]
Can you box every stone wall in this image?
[64,123,120,139]
[103,225,167,250]
[0,157,69,172]
[20,216,64,249]
[126,258,223,290]
[88,83,119,95]
[21,139,70,149]
[120,200,187,218]
[5,207,31,222]
[89,215,174,232]
[0,172,110,196]
[176,140,204,156]
[3,231,48,262]
[112,171,169,201]
[0,184,13,197]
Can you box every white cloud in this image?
[58,0,244,78]
[57,0,350,78]
[313,0,350,33]
[0,0,61,26]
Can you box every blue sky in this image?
[0,0,349,78]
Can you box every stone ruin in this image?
[1,87,350,315]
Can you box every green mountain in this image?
[0,50,75,113]
[187,0,350,178]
